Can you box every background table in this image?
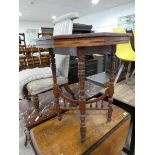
[30,105,131,155]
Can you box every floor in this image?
[19,123,35,155]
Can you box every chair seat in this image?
[115,50,135,62]
[26,76,68,95]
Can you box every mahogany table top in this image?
[36,32,131,51]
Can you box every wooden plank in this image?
[30,105,130,155]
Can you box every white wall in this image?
[76,2,135,32]
[19,2,134,33]
[19,1,134,44]
[19,21,53,33]
[19,21,54,45]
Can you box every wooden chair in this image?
[33,49,50,67]
[19,33,27,71]
[21,46,36,69]
[20,13,79,115]
[19,47,27,71]
[32,47,50,67]
[30,32,52,66]
[19,47,50,71]
[38,48,50,67]
[30,47,42,67]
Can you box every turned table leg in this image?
[49,49,62,121]
[77,49,86,142]
[108,45,116,122]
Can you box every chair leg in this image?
[126,62,132,83]
[31,94,39,115]
[130,69,135,79]
[114,63,124,86]
[25,58,29,68]
[23,58,26,69]
[23,127,30,147]
[64,83,75,99]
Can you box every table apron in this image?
[51,45,113,56]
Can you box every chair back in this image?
[19,33,26,48]
[113,28,135,61]
[53,12,79,78]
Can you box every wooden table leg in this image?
[49,49,62,121]
[108,45,116,121]
[77,49,86,142]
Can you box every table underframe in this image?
[49,46,116,142]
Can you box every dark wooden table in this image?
[36,32,131,142]
[30,105,131,155]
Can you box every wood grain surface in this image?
[36,32,131,49]
[30,105,130,155]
